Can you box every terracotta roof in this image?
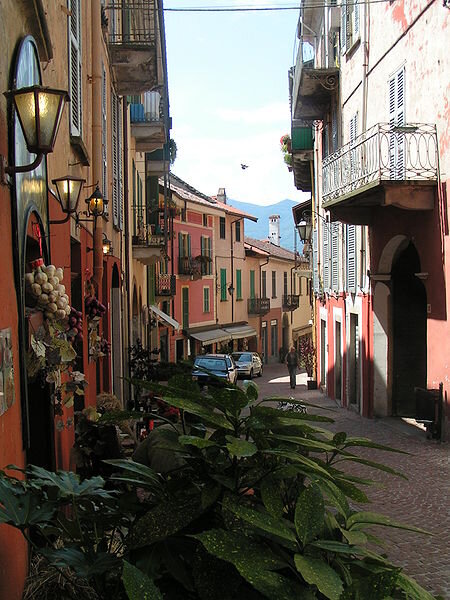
[211,198,258,222]
[244,241,270,257]
[245,237,301,262]
[160,173,220,210]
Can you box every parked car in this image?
[232,351,263,378]
[192,354,237,385]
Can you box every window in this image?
[220,268,227,301]
[271,271,276,299]
[271,321,278,357]
[203,287,210,313]
[283,272,288,297]
[236,269,242,300]
[178,233,191,257]
[235,221,241,242]
[389,67,406,179]
[346,225,357,293]
[201,236,212,275]
[112,91,123,229]
[323,223,330,290]
[203,213,208,227]
[250,270,255,299]
[331,222,340,290]
[262,271,267,298]
[68,0,82,136]
[181,207,187,222]
[182,288,189,330]
[341,0,360,53]
[219,216,226,239]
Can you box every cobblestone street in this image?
[252,363,450,599]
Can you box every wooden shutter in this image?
[111,91,119,227]
[203,287,210,313]
[353,0,360,40]
[68,0,82,136]
[250,270,255,299]
[118,97,123,229]
[346,225,357,292]
[236,269,242,300]
[331,222,340,290]
[188,234,191,257]
[101,64,107,199]
[178,233,183,258]
[207,237,212,275]
[322,223,330,291]
[341,2,347,51]
[313,227,319,293]
[182,288,189,330]
[389,67,406,179]
[220,269,227,301]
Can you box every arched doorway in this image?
[111,265,123,402]
[391,242,427,416]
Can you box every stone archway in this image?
[372,235,427,416]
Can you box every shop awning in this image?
[189,328,231,346]
[224,325,257,340]
[292,324,312,340]
[149,305,180,330]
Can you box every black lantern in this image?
[52,175,85,215]
[296,218,313,243]
[102,234,112,255]
[86,185,107,218]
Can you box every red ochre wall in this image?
[0,113,28,600]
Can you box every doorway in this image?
[320,319,326,386]
[392,243,427,416]
[111,265,123,402]
[334,321,342,401]
[348,314,360,408]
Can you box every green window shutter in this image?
[188,234,191,257]
[250,270,255,299]
[203,287,210,312]
[178,232,183,257]
[148,264,155,305]
[182,288,189,330]
[236,269,242,299]
[220,268,227,301]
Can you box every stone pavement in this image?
[251,363,450,599]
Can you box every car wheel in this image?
[249,368,254,379]
[258,366,263,377]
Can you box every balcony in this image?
[282,295,300,311]
[130,92,166,152]
[106,1,161,95]
[132,207,167,265]
[178,256,201,278]
[291,40,339,122]
[146,145,169,177]
[248,297,270,316]
[322,123,438,224]
[291,124,314,192]
[156,274,176,298]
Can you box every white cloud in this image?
[216,102,290,125]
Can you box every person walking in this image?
[285,346,300,389]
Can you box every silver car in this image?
[232,352,263,379]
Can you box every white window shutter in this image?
[111,91,119,228]
[341,2,347,51]
[118,97,123,230]
[101,64,107,200]
[346,225,357,292]
[389,67,406,179]
[313,227,319,293]
[353,0,360,38]
[331,222,340,290]
[322,223,330,291]
[68,0,82,137]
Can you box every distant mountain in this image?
[228,198,301,251]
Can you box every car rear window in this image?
[195,358,227,372]
[233,353,252,362]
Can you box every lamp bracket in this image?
[0,152,44,185]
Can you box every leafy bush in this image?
[0,377,437,600]
[299,336,316,378]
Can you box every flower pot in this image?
[307,379,317,390]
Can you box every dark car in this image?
[192,354,237,386]
[232,352,263,378]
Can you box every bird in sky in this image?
[241,163,249,170]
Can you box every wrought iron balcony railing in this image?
[132,207,167,247]
[156,274,176,297]
[282,294,300,311]
[248,297,270,316]
[107,0,157,47]
[322,123,438,205]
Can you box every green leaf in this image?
[340,529,367,546]
[396,571,436,600]
[193,529,306,600]
[179,435,218,449]
[225,436,258,458]
[52,337,77,362]
[155,394,234,430]
[26,466,113,499]
[264,449,333,479]
[122,560,163,600]
[0,478,55,527]
[271,434,336,452]
[294,485,324,545]
[222,495,297,547]
[314,478,350,518]
[309,540,363,555]
[104,459,163,491]
[261,477,284,519]
[253,405,334,423]
[294,554,343,600]
[128,497,203,549]
[333,478,370,503]
[333,432,347,445]
[335,454,408,479]
[40,547,120,579]
[342,436,409,454]
[201,482,222,509]
[347,511,431,535]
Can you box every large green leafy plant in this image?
[0,376,438,599]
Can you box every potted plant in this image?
[298,336,317,389]
[280,134,293,171]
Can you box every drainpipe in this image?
[122,98,131,406]
[259,256,270,361]
[230,217,243,324]
[91,0,103,297]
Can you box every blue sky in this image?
[164,1,310,206]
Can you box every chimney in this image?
[269,214,281,246]
[217,187,227,204]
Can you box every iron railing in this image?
[107,1,157,46]
[248,297,270,316]
[130,91,163,123]
[156,274,176,297]
[282,294,300,311]
[322,123,438,204]
[132,206,166,247]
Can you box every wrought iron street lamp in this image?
[49,175,86,224]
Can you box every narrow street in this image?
[252,363,450,599]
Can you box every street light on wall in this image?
[227,284,235,296]
[75,184,109,228]
[102,234,113,255]
[1,85,69,184]
[296,209,331,243]
[49,175,86,224]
